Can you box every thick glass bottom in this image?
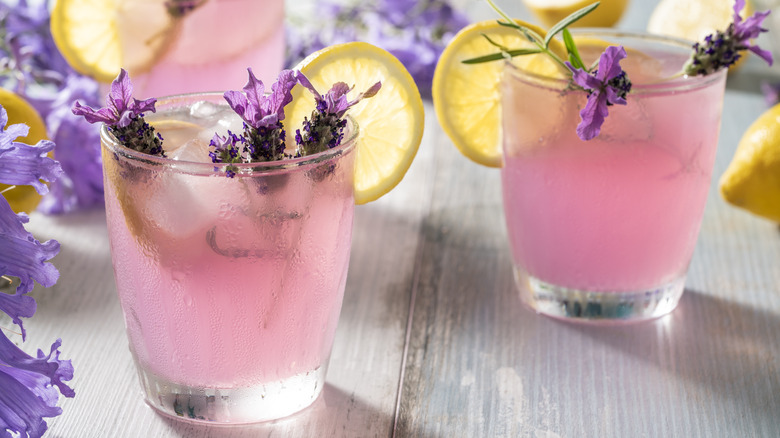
[135,363,327,424]
[514,268,685,323]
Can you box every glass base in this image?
[515,268,685,323]
[136,364,327,424]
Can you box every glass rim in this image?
[100,91,359,177]
[504,28,728,95]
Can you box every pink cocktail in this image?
[501,30,727,322]
[101,93,357,422]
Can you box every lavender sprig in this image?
[208,131,244,178]
[684,0,773,76]
[223,69,297,162]
[71,69,164,156]
[295,73,381,155]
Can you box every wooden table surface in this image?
[9,0,780,436]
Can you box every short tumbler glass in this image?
[500,30,727,323]
[101,93,357,423]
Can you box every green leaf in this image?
[462,48,544,64]
[562,28,585,70]
[544,1,600,48]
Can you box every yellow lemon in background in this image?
[523,0,629,28]
[0,88,49,213]
[51,0,178,82]
[720,103,780,222]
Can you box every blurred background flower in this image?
[1,0,103,215]
[285,0,469,99]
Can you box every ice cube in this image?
[170,138,212,163]
[189,100,223,120]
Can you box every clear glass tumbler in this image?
[501,30,727,323]
[101,92,357,423]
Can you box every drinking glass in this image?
[101,92,357,423]
[501,30,727,323]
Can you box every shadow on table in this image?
[568,289,780,420]
[161,383,409,438]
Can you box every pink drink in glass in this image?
[131,0,285,97]
[500,31,727,322]
[101,93,357,423]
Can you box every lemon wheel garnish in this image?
[523,0,629,28]
[0,88,49,213]
[51,0,179,83]
[288,42,425,205]
[432,19,566,168]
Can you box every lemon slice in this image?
[0,88,49,213]
[523,0,629,28]
[51,0,179,83]
[720,103,780,222]
[288,42,425,205]
[432,19,566,168]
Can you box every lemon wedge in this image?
[288,42,425,205]
[432,19,566,167]
[0,88,49,213]
[720,103,780,222]
[51,0,179,83]
[523,0,629,28]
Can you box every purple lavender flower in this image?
[567,46,632,141]
[295,73,381,155]
[208,131,244,178]
[1,106,73,438]
[224,68,297,130]
[224,69,297,162]
[71,69,156,128]
[296,73,381,118]
[684,0,772,75]
[71,69,164,157]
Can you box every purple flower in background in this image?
[1,104,73,438]
[71,69,156,128]
[761,81,780,107]
[684,0,772,75]
[567,46,632,141]
[285,0,468,98]
[224,68,297,130]
[2,0,104,214]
